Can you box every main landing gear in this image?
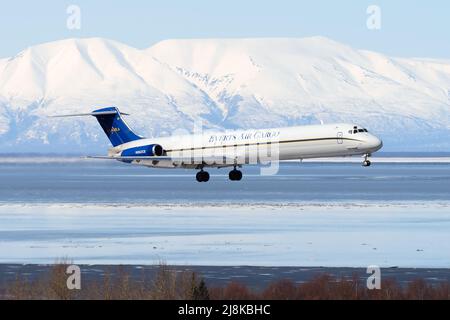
[195,167,243,182]
[362,154,372,167]
[229,167,243,181]
[196,170,210,182]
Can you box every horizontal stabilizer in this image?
[50,110,129,118]
[51,106,141,147]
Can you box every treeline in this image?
[1,264,449,300]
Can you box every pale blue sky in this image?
[0,0,449,59]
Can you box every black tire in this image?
[229,170,242,181]
[196,171,210,182]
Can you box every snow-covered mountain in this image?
[0,36,449,152]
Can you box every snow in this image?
[0,203,449,267]
[0,36,450,152]
[0,59,6,74]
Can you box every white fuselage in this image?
[110,123,383,168]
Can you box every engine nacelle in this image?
[121,144,164,157]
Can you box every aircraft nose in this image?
[367,135,383,152]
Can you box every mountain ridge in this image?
[0,36,449,152]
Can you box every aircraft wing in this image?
[87,155,243,166]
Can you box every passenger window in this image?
[348,130,352,134]
[358,129,364,133]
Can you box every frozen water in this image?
[0,203,449,267]
[0,161,449,267]
[0,161,449,203]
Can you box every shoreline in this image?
[1,264,449,289]
[0,201,449,208]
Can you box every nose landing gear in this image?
[362,154,372,167]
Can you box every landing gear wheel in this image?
[362,160,371,167]
[229,169,243,181]
[196,171,210,182]
[362,154,372,167]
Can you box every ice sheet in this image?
[0,203,449,267]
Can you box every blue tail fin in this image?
[92,107,142,147]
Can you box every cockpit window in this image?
[352,127,369,134]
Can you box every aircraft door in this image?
[337,132,343,144]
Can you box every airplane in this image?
[53,106,383,182]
